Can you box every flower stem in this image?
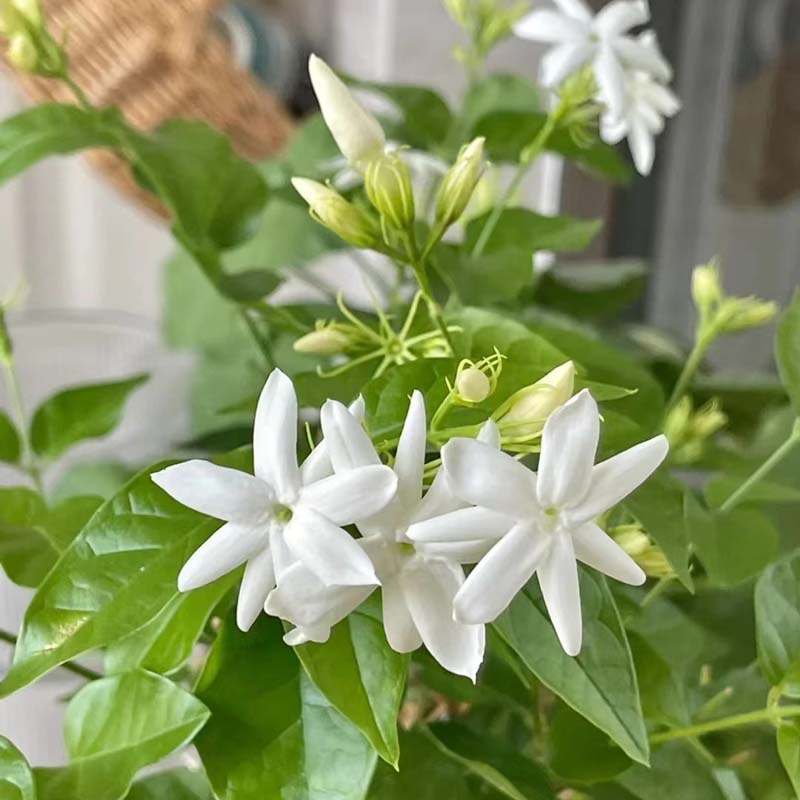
[239,308,276,372]
[650,704,800,745]
[665,332,713,413]
[0,628,101,682]
[471,106,562,258]
[61,73,93,111]
[719,420,800,512]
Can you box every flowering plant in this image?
[0,1,798,797]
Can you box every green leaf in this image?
[778,722,800,796]
[549,704,632,783]
[105,574,236,676]
[0,736,36,800]
[0,103,123,185]
[705,473,800,508]
[0,450,251,697]
[34,670,210,800]
[629,634,690,729]
[30,375,148,461]
[0,410,21,464]
[494,571,649,765]
[294,605,408,766]
[126,770,213,800]
[464,208,601,256]
[474,110,632,183]
[195,615,377,800]
[755,549,800,690]
[777,289,800,414]
[624,471,693,591]
[0,490,101,588]
[457,74,539,136]
[426,723,554,799]
[216,269,282,302]
[685,495,778,587]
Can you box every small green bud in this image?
[663,396,692,446]
[7,32,36,70]
[456,367,492,404]
[716,297,778,334]
[494,361,575,440]
[364,153,416,232]
[443,0,470,26]
[292,177,380,249]
[691,261,723,319]
[294,326,355,355]
[612,524,674,580]
[12,0,41,26]
[435,137,486,229]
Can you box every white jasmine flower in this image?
[514,0,671,115]
[309,54,386,172]
[422,389,667,656]
[600,55,681,175]
[152,370,397,633]
[271,395,512,679]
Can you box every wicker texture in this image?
[4,0,295,215]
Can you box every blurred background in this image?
[1,0,798,764]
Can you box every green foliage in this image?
[0,410,21,464]
[195,614,377,800]
[0,736,36,800]
[777,289,800,415]
[30,375,147,461]
[494,572,649,765]
[125,770,214,800]
[34,670,210,800]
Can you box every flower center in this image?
[540,507,563,534]
[272,504,293,524]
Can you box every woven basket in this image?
[3,0,296,216]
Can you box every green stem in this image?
[471,107,562,258]
[239,308,276,372]
[720,421,800,512]
[650,704,800,745]
[665,333,713,412]
[640,576,674,608]
[0,629,101,682]
[60,73,93,111]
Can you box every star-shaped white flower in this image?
[599,39,680,175]
[151,370,397,633]
[514,0,671,115]
[415,389,668,656]
[269,393,512,679]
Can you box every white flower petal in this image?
[417,539,497,564]
[477,419,502,449]
[571,522,646,585]
[593,44,627,116]
[541,42,595,87]
[178,522,268,592]
[320,399,382,471]
[615,35,672,82]
[382,575,422,653]
[394,391,427,511]
[538,531,582,656]
[284,506,380,586]
[537,389,599,511]
[442,439,539,519]
[600,113,628,144]
[412,467,463,523]
[453,521,550,624]
[300,396,366,485]
[270,523,294,582]
[571,434,668,523]
[628,116,656,175]
[513,10,589,42]
[401,557,485,681]
[407,506,514,544]
[253,369,300,497]
[642,80,681,116]
[152,460,272,522]
[299,465,398,526]
[236,547,275,631]
[595,0,649,36]
[553,0,594,22]
[309,54,386,170]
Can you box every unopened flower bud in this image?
[691,261,722,319]
[494,361,575,439]
[612,524,674,580]
[664,396,692,446]
[292,178,380,249]
[365,153,415,232]
[456,367,491,404]
[294,326,354,355]
[444,0,470,25]
[308,54,386,172]
[12,0,41,26]
[435,137,486,229]
[717,296,778,334]
[7,32,36,70]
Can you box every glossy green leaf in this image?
[0,410,21,464]
[34,670,209,800]
[0,490,101,588]
[0,451,250,697]
[105,574,236,676]
[624,471,693,591]
[216,269,282,302]
[685,495,778,587]
[629,634,690,729]
[195,615,377,800]
[778,722,800,796]
[457,74,539,136]
[494,571,649,765]
[0,736,36,800]
[0,103,123,185]
[295,605,408,766]
[755,549,800,689]
[777,289,800,415]
[125,770,213,800]
[30,375,148,461]
[425,723,554,799]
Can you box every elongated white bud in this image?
[308,54,386,172]
[435,137,486,229]
[365,153,415,231]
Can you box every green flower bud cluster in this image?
[435,137,487,230]
[0,0,66,76]
[612,525,674,580]
[365,152,416,233]
[664,396,727,465]
[452,352,504,405]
